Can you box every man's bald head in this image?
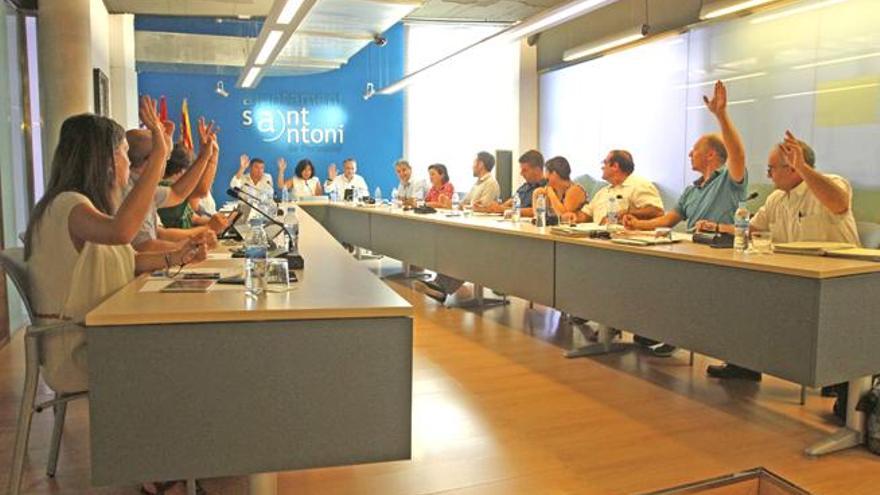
[126,129,153,171]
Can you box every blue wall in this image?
[137,23,405,203]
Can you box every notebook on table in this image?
[773,242,856,256]
[824,248,880,262]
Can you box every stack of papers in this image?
[611,236,680,246]
[825,248,880,262]
[773,242,856,256]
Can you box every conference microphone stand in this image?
[226,188,304,268]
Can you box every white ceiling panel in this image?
[106,0,274,17]
[122,0,568,76]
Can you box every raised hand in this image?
[781,130,808,176]
[703,80,728,116]
[277,157,287,171]
[139,95,163,134]
[327,164,338,180]
[197,117,216,149]
[162,120,176,141]
[239,154,250,173]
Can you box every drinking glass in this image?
[267,259,290,286]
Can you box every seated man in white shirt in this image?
[394,159,427,206]
[697,132,859,245]
[462,151,501,207]
[231,154,274,198]
[695,131,860,381]
[416,151,501,304]
[562,150,664,224]
[330,158,369,200]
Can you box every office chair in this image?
[1,247,88,495]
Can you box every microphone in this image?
[226,188,304,268]
[745,191,759,202]
[234,186,282,215]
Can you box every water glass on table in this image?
[267,259,290,287]
[750,230,773,254]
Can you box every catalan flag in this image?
[180,98,193,151]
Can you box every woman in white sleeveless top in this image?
[25,97,208,400]
[277,157,322,198]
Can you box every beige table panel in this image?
[86,207,412,326]
[316,203,880,280]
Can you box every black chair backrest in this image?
[0,247,35,323]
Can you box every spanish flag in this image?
[180,98,193,151]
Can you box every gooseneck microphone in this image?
[233,186,283,216]
[226,188,303,267]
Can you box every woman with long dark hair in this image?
[25,96,207,411]
[277,157,322,197]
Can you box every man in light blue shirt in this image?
[394,159,427,205]
[625,81,747,233]
[623,80,748,358]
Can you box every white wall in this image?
[540,0,880,220]
[90,0,110,81]
[404,23,519,195]
[109,14,138,128]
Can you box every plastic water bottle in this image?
[606,195,619,226]
[374,186,382,205]
[281,186,290,204]
[512,194,522,222]
[451,192,461,213]
[262,189,275,214]
[282,206,299,255]
[535,193,547,228]
[328,185,338,203]
[734,201,750,252]
[244,218,269,296]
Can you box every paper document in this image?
[773,242,856,256]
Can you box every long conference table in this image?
[299,200,880,457]
[84,205,413,493]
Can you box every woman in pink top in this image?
[425,163,455,208]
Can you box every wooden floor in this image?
[1,259,878,494]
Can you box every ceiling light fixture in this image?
[749,0,847,24]
[562,24,648,62]
[236,0,318,89]
[700,0,777,20]
[255,30,284,65]
[377,0,622,96]
[242,67,262,88]
[277,0,305,25]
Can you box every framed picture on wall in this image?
[93,68,110,116]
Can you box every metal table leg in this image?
[565,323,636,358]
[382,262,431,281]
[354,246,383,260]
[805,376,872,456]
[452,284,509,309]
